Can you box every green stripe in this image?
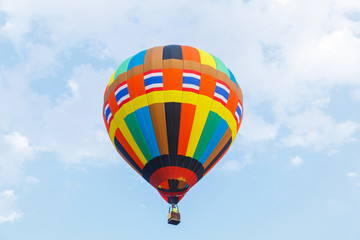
[124,113,153,161]
[212,55,230,78]
[115,56,132,79]
[193,111,221,161]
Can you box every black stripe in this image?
[163,45,183,60]
[142,155,204,182]
[167,196,179,205]
[202,137,232,177]
[165,102,181,155]
[114,137,143,175]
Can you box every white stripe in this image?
[144,72,162,79]
[145,83,163,90]
[183,83,199,91]
[115,84,127,95]
[235,111,240,123]
[214,92,228,104]
[183,72,200,79]
[117,94,130,105]
[216,82,230,94]
[238,103,243,114]
[107,112,112,124]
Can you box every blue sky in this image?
[0,0,360,239]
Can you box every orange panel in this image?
[108,92,119,113]
[177,103,196,155]
[163,68,183,90]
[226,90,238,114]
[199,73,216,97]
[127,74,145,98]
[181,46,201,62]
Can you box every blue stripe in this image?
[105,107,111,119]
[134,107,160,158]
[236,106,242,117]
[215,86,229,99]
[228,69,239,87]
[199,118,229,164]
[127,50,147,71]
[144,76,163,86]
[115,88,129,102]
[183,77,200,86]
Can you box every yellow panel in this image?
[108,71,116,86]
[109,111,148,165]
[119,102,134,117]
[186,95,213,157]
[182,91,198,105]
[147,91,164,105]
[210,101,238,142]
[164,90,182,102]
[131,95,148,112]
[198,49,217,69]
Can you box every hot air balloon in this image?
[103,45,243,225]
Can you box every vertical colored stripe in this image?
[181,46,201,62]
[193,111,221,161]
[124,112,153,161]
[212,55,230,78]
[199,117,229,164]
[134,107,160,158]
[127,50,147,71]
[163,45,183,60]
[108,71,116,86]
[149,103,169,155]
[110,111,148,165]
[115,56,131,79]
[185,95,212,157]
[165,102,181,155]
[114,129,145,170]
[177,103,196,155]
[203,128,232,169]
[198,49,217,69]
[203,137,232,176]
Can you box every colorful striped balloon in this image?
[103,45,243,204]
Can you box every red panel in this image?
[149,167,197,189]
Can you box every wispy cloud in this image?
[289,156,303,168]
[346,172,358,178]
[219,158,251,175]
[0,190,22,224]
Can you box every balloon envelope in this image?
[103,45,243,204]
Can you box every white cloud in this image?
[346,172,357,177]
[290,156,303,168]
[25,176,39,184]
[239,112,279,142]
[281,109,358,150]
[0,190,22,224]
[3,132,33,155]
[218,159,250,174]
[0,132,35,186]
[39,65,118,165]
